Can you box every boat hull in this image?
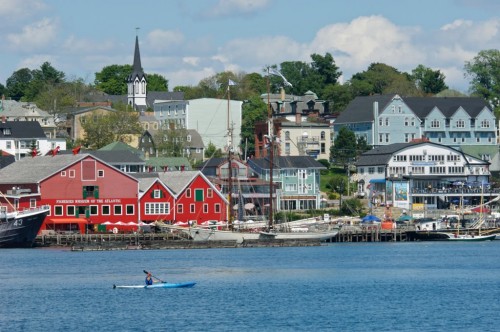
[260,230,339,241]
[113,282,196,289]
[446,234,496,241]
[0,207,49,248]
[183,227,261,243]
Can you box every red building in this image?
[0,154,139,233]
[137,177,175,223]
[157,171,228,224]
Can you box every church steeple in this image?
[127,33,147,110]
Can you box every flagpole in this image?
[267,67,273,231]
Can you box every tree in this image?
[147,73,168,91]
[6,68,33,101]
[108,108,143,143]
[79,112,115,149]
[204,141,223,159]
[24,62,65,101]
[349,63,417,96]
[330,127,357,165]
[411,64,448,95]
[464,49,500,103]
[94,64,132,95]
[240,95,268,157]
[322,83,353,113]
[310,52,342,86]
[0,83,5,99]
[154,125,189,157]
[356,136,371,155]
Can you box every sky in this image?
[0,0,499,94]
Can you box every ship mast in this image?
[267,69,274,231]
[227,80,233,230]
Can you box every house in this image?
[334,94,497,149]
[186,98,243,151]
[247,156,326,211]
[355,141,493,212]
[157,171,228,224]
[136,176,175,223]
[199,157,271,220]
[144,157,191,172]
[0,119,66,159]
[0,99,58,139]
[64,105,116,142]
[255,90,331,160]
[0,154,139,233]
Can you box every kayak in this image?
[113,282,196,289]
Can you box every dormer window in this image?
[187,135,191,142]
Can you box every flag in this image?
[269,68,293,87]
[163,166,168,173]
[181,165,185,172]
[228,79,236,86]
[31,148,38,158]
[51,146,60,157]
[72,145,81,155]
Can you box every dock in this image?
[33,226,424,250]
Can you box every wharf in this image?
[34,233,323,250]
[331,227,410,242]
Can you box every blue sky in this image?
[0,0,499,93]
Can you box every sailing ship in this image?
[173,70,339,243]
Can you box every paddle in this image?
[143,269,166,283]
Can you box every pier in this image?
[35,226,421,250]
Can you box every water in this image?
[1,242,500,332]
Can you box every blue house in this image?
[334,94,496,148]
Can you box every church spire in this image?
[127,31,147,109]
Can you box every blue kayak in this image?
[113,282,196,289]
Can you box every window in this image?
[82,186,99,199]
[321,143,325,153]
[54,206,63,216]
[285,183,297,191]
[431,119,440,128]
[377,167,384,173]
[203,204,208,213]
[177,204,183,214]
[321,131,325,140]
[126,205,134,215]
[153,189,162,198]
[368,167,375,174]
[90,205,98,215]
[456,119,465,128]
[67,206,75,216]
[379,134,383,143]
[215,204,220,213]
[207,188,213,198]
[285,143,290,155]
[61,171,67,177]
[481,119,490,128]
[69,170,75,178]
[285,131,290,141]
[98,170,104,177]
[145,203,169,215]
[385,133,389,143]
[405,118,409,126]
[385,118,389,126]
[114,205,122,215]
[405,133,409,143]
[190,204,195,213]
[30,199,36,208]
[102,205,110,215]
[379,118,383,126]
[195,189,204,202]
[186,189,191,198]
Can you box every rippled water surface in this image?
[1,242,500,331]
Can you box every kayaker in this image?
[145,273,154,285]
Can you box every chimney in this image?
[2,115,6,124]
[295,113,301,124]
[280,87,285,101]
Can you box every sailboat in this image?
[172,72,339,243]
[446,183,495,241]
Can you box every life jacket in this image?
[145,276,153,285]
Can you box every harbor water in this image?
[1,242,500,331]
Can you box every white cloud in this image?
[145,29,184,52]
[183,57,201,66]
[0,0,46,20]
[6,18,58,51]
[204,0,270,18]
[309,15,425,76]
[168,68,217,87]
[62,35,116,54]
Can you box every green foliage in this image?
[322,83,353,113]
[78,108,142,149]
[464,49,500,102]
[411,64,448,95]
[240,95,268,157]
[6,68,33,101]
[317,159,330,169]
[330,127,357,165]
[146,73,169,91]
[340,198,364,216]
[204,141,223,158]
[23,62,65,101]
[326,175,348,195]
[349,62,418,96]
[154,125,189,157]
[94,64,132,95]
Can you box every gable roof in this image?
[88,150,145,164]
[0,121,47,139]
[145,157,191,170]
[335,94,492,124]
[0,154,139,185]
[99,141,144,159]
